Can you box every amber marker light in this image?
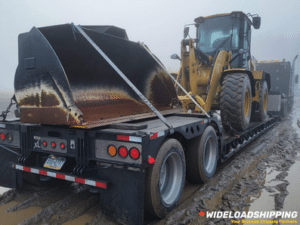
[107,145,117,157]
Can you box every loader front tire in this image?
[145,139,186,218]
[220,74,252,131]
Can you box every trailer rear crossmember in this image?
[12,164,109,189]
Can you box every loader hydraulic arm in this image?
[178,38,230,114]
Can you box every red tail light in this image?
[129,148,140,160]
[51,142,56,148]
[118,146,128,158]
[60,143,65,149]
[42,141,47,147]
[0,133,5,141]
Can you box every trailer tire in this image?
[186,126,218,183]
[280,99,288,117]
[220,73,252,131]
[145,138,186,218]
[251,81,268,121]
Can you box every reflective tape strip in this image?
[48,172,56,178]
[31,168,39,174]
[56,173,65,179]
[39,170,47,176]
[129,136,142,143]
[117,135,142,143]
[16,165,23,170]
[150,131,165,140]
[85,180,96,186]
[12,164,107,189]
[65,175,75,182]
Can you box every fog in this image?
[0,0,299,91]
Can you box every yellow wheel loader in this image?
[171,12,270,131]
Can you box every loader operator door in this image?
[195,12,252,69]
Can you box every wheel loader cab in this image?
[194,12,259,70]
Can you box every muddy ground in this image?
[1,93,300,225]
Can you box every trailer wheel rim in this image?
[263,92,268,111]
[159,152,183,205]
[203,136,217,174]
[244,89,250,117]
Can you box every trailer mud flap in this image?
[0,145,22,189]
[98,167,145,225]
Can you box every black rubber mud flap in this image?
[98,167,145,225]
[0,145,22,189]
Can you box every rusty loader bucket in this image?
[14,24,178,128]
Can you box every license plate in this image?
[44,155,66,170]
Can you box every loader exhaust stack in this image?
[14,24,178,128]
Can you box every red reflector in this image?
[130,148,140,160]
[23,166,31,172]
[117,135,129,141]
[150,133,158,140]
[118,146,128,158]
[39,170,47,176]
[60,143,65,149]
[56,173,65,179]
[0,133,5,141]
[51,142,56,148]
[75,177,85,184]
[96,181,107,189]
[42,141,47,147]
[148,156,155,164]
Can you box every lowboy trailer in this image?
[0,23,280,225]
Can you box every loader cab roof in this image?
[194,11,252,25]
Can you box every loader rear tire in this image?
[145,139,186,218]
[220,74,252,131]
[186,126,218,183]
[251,81,268,122]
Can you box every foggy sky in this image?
[1,0,299,91]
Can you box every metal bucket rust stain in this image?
[14,24,178,128]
